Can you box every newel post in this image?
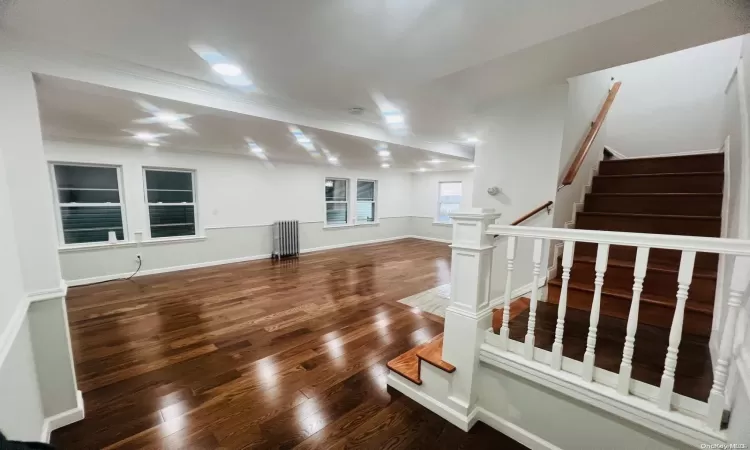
[442,208,501,422]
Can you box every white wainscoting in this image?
[61,216,461,286]
[0,284,84,443]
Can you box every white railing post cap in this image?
[450,208,502,221]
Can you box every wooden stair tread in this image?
[387,345,423,384]
[569,255,717,278]
[586,192,722,197]
[492,297,531,334]
[387,333,455,385]
[417,335,455,373]
[601,153,721,164]
[548,279,714,315]
[594,171,723,178]
[577,211,720,220]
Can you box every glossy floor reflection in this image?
[51,239,527,449]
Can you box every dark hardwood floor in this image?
[52,238,526,449]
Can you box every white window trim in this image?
[49,162,129,248]
[142,167,200,241]
[355,179,378,225]
[436,180,463,224]
[324,177,350,227]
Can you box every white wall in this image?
[0,66,78,440]
[472,84,568,300]
[410,169,474,242]
[45,140,465,283]
[606,36,743,157]
[477,364,685,449]
[553,70,614,231]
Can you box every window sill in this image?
[432,221,453,227]
[324,222,380,229]
[140,235,207,246]
[323,223,355,229]
[59,241,137,253]
[355,221,380,227]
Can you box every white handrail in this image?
[486,225,750,255]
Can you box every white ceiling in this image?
[3,0,748,147]
[35,75,472,171]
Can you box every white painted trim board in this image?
[387,372,561,450]
[66,235,451,287]
[40,389,85,443]
[0,283,68,366]
[386,373,478,432]
[476,408,563,450]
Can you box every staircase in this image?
[548,152,724,337]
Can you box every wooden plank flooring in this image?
[52,239,526,449]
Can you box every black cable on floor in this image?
[77,256,142,287]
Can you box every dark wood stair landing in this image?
[506,301,712,402]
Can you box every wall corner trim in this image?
[0,296,31,368]
[40,389,85,443]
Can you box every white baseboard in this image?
[41,390,85,443]
[386,372,477,431]
[476,407,562,450]
[408,235,452,244]
[300,235,411,253]
[387,370,562,449]
[67,235,418,287]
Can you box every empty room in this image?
[2,1,750,449]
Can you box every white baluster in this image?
[617,247,650,395]
[550,240,575,370]
[582,244,609,382]
[707,256,750,429]
[658,251,696,411]
[498,236,517,351]
[524,239,544,360]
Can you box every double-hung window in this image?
[52,164,126,245]
[356,180,376,223]
[144,169,197,238]
[325,178,349,225]
[437,181,462,223]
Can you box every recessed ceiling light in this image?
[466,137,480,144]
[378,150,390,157]
[381,163,390,168]
[328,156,339,164]
[212,63,243,77]
[427,159,443,164]
[384,111,405,125]
[191,44,254,89]
[134,132,157,141]
[419,168,427,172]
[147,142,160,147]
[464,164,476,169]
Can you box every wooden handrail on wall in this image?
[511,201,553,226]
[560,81,622,187]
